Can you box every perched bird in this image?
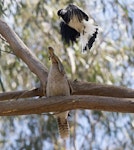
[46,47,71,139]
[57,4,98,52]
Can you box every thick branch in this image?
[1,81,134,101]
[0,19,48,92]
[0,95,134,116]
[71,81,134,98]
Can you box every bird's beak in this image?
[48,47,54,60]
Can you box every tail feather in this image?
[57,116,69,139]
[88,28,98,49]
[80,20,98,52]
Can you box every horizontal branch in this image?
[0,88,42,101]
[1,81,134,101]
[71,81,134,98]
[0,95,134,116]
[0,19,48,93]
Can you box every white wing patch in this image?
[80,20,98,53]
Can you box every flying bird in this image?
[57,4,98,52]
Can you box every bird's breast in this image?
[68,15,84,33]
[46,66,70,97]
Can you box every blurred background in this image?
[0,0,134,149]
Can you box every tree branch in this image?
[0,19,48,93]
[71,81,134,98]
[0,95,134,116]
[1,81,134,101]
[0,88,42,101]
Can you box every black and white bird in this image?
[57,4,98,52]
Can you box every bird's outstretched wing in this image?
[65,4,89,22]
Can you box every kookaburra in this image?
[57,4,98,52]
[46,47,71,139]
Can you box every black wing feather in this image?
[88,28,98,50]
[67,4,89,22]
[60,21,80,44]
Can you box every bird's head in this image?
[57,8,71,24]
[48,47,65,74]
[57,9,67,17]
[48,47,60,64]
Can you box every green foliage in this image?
[0,1,6,16]
[0,0,134,149]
